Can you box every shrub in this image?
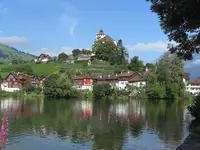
[93,83,113,99]
[22,85,35,93]
[43,74,79,98]
[188,94,200,119]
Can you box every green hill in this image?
[0,44,36,63]
[0,60,126,78]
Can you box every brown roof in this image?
[119,72,136,78]
[128,74,143,82]
[97,75,118,81]
[73,76,84,80]
[3,72,39,85]
[39,54,51,60]
[101,35,114,42]
[190,77,200,85]
[73,75,93,80]
[97,29,105,35]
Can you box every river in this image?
[0,98,191,150]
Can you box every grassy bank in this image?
[0,60,125,78]
[0,91,43,100]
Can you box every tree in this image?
[147,0,200,60]
[72,49,81,57]
[93,83,113,99]
[117,39,129,65]
[58,52,68,62]
[92,38,117,62]
[146,63,155,70]
[146,52,184,99]
[128,56,144,73]
[43,74,78,98]
[81,49,92,55]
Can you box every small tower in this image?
[96,29,106,39]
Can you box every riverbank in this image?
[0,91,43,99]
[177,125,200,150]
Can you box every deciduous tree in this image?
[147,0,200,60]
[128,56,144,73]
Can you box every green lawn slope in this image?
[0,44,36,63]
[0,60,127,78]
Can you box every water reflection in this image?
[0,98,191,150]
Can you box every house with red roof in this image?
[38,54,51,63]
[0,72,43,92]
[116,71,139,90]
[73,75,93,90]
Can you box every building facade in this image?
[1,72,43,92]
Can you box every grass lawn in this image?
[0,60,126,78]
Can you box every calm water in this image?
[0,98,191,150]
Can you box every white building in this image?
[96,29,117,45]
[185,76,200,95]
[38,54,51,63]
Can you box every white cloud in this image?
[184,58,200,68]
[58,2,79,40]
[60,46,74,54]
[41,48,49,51]
[0,36,28,45]
[0,3,7,14]
[127,41,177,52]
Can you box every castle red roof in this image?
[190,77,200,85]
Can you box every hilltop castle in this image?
[96,29,117,45]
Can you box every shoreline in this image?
[177,126,200,150]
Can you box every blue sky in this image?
[0,0,170,63]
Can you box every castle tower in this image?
[96,29,106,39]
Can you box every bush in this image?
[22,85,35,93]
[188,94,200,119]
[93,83,113,99]
[43,74,79,98]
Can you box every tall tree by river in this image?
[146,0,200,60]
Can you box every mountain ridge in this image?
[0,44,36,63]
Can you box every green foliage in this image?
[72,49,81,57]
[15,65,34,74]
[58,52,68,62]
[72,49,92,57]
[188,94,200,119]
[128,56,144,73]
[146,52,184,99]
[146,0,200,60]
[93,83,113,99]
[22,85,42,95]
[22,85,35,93]
[43,73,79,98]
[0,61,123,78]
[146,63,155,70]
[92,39,128,65]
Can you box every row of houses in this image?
[73,70,200,95]
[1,69,200,95]
[73,69,151,91]
[0,72,44,92]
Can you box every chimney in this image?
[108,75,111,77]
[100,76,102,78]
[116,74,118,77]
[128,71,130,74]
